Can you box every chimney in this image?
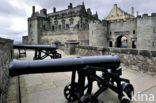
[32,6,35,14]
[53,7,56,13]
[40,9,47,15]
[68,3,73,9]
[131,7,134,16]
[137,11,139,16]
[87,8,92,15]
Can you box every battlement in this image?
[137,13,156,19]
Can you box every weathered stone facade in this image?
[89,13,156,50]
[75,46,156,75]
[27,2,99,45]
[26,3,156,51]
[0,38,13,103]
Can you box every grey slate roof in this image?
[35,12,47,18]
[48,5,82,16]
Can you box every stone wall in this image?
[89,21,108,47]
[41,34,78,45]
[0,38,13,103]
[76,46,156,75]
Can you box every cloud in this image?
[21,0,156,19]
[0,0,27,17]
[0,0,29,41]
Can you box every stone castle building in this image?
[28,2,99,45]
[26,3,156,50]
[89,4,156,51]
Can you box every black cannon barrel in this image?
[9,55,120,77]
[13,44,57,50]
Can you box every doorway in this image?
[116,36,128,48]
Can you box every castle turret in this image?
[137,13,156,50]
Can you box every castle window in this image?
[154,27,156,33]
[133,30,135,34]
[152,42,155,46]
[52,25,54,31]
[110,32,111,35]
[29,24,32,28]
[66,24,69,29]
[58,25,61,30]
[77,24,79,29]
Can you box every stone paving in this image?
[8,50,156,103]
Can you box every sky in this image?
[0,0,156,42]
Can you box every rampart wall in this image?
[0,38,13,103]
[75,46,156,75]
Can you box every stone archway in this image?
[116,35,128,48]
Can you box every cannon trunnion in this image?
[9,55,134,103]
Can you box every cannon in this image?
[13,44,61,60]
[9,55,134,103]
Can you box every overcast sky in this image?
[0,0,156,42]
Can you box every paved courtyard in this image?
[8,50,156,103]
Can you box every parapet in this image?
[107,18,136,24]
[137,13,156,19]
[151,13,156,17]
[142,13,148,17]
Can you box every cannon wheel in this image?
[120,83,134,103]
[64,82,78,102]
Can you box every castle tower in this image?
[89,21,108,47]
[137,13,156,50]
[28,6,39,44]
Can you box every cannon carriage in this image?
[13,44,61,60]
[9,55,134,103]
